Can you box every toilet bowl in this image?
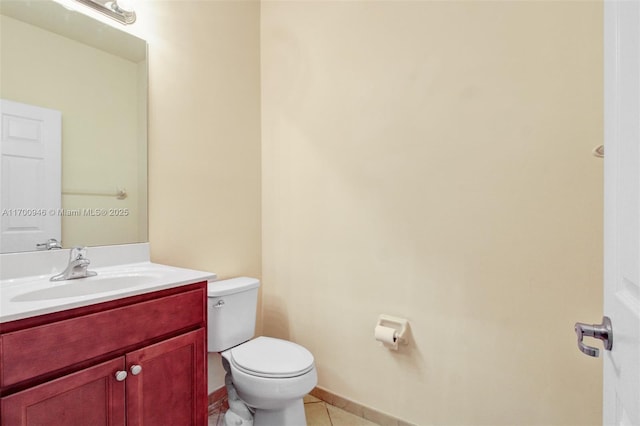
[222,337,317,425]
[208,278,317,426]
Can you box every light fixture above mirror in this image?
[75,0,135,24]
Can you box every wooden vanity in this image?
[0,281,208,425]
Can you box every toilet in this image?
[208,277,317,426]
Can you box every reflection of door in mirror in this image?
[1,99,61,253]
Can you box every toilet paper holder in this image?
[375,314,408,350]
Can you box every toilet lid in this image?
[230,336,315,378]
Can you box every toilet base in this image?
[253,399,306,426]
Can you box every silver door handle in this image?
[36,238,62,250]
[574,316,613,357]
[114,370,128,381]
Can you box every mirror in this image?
[0,0,147,253]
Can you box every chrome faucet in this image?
[50,247,98,282]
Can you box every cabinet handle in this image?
[130,364,142,375]
[115,370,128,381]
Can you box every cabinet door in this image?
[126,329,206,426]
[1,358,125,425]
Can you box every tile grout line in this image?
[325,402,335,426]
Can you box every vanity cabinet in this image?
[0,282,207,425]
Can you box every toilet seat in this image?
[229,336,315,378]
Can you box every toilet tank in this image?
[207,277,260,352]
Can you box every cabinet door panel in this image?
[1,358,125,426]
[2,288,205,388]
[126,329,206,426]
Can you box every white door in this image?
[0,99,62,253]
[601,0,640,425]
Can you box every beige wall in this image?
[1,15,143,248]
[130,0,262,393]
[78,0,602,420]
[261,2,603,425]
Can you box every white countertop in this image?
[0,244,216,323]
[0,261,216,323]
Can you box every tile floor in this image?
[208,394,380,426]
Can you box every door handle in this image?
[574,316,613,357]
[114,370,128,381]
[36,238,62,250]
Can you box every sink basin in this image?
[1,257,217,323]
[11,274,161,302]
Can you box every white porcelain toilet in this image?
[208,277,317,426]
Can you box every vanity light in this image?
[75,0,136,24]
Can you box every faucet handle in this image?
[70,246,88,260]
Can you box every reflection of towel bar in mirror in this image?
[593,145,604,158]
[62,188,127,200]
